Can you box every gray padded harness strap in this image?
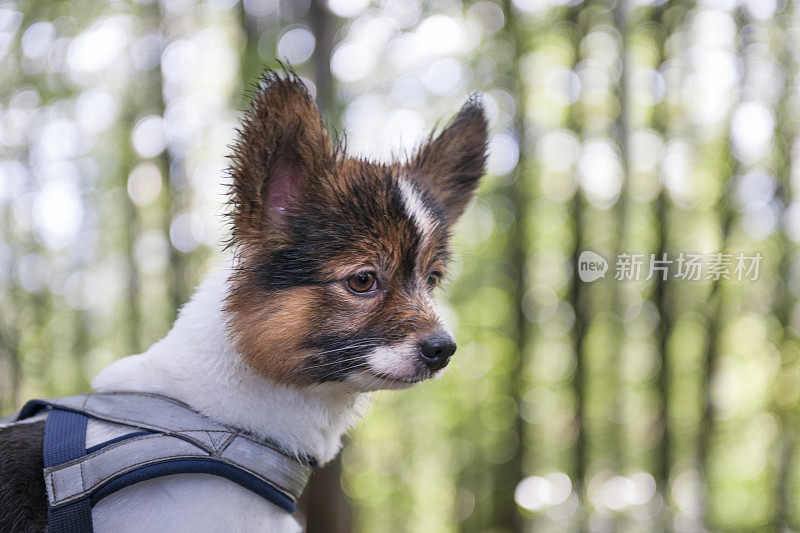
[46,433,206,506]
[30,392,313,505]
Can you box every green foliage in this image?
[2,0,800,531]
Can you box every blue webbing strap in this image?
[43,409,93,533]
[20,394,305,529]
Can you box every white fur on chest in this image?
[89,267,365,532]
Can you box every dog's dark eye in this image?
[347,271,377,293]
[427,272,441,288]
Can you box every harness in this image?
[2,392,314,532]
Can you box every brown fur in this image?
[229,286,321,380]
[224,68,488,385]
[227,69,335,254]
[407,95,489,222]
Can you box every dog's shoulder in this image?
[0,420,47,533]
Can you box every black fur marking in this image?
[256,174,443,383]
[224,75,474,384]
[253,172,429,292]
[301,334,379,382]
[252,247,327,289]
[0,420,47,532]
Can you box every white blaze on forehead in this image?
[398,176,438,241]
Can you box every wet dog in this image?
[0,69,488,532]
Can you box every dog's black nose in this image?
[419,333,456,371]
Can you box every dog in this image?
[0,69,488,532]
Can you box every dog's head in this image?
[225,70,487,391]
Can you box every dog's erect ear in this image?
[229,70,332,246]
[408,97,489,223]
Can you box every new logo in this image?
[577,250,608,282]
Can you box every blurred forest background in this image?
[1,0,799,531]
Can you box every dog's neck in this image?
[91,267,365,465]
